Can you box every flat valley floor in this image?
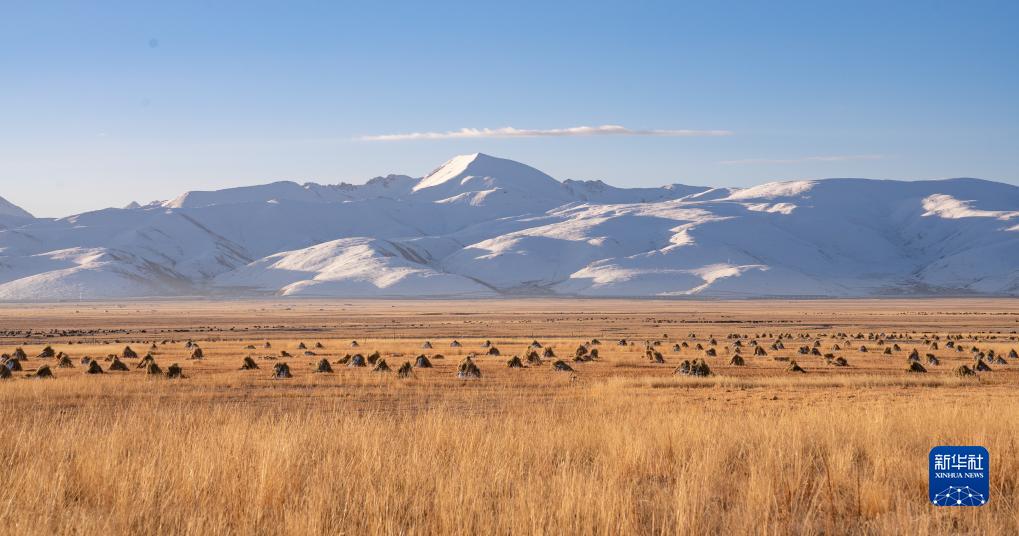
[1,299,1018,535]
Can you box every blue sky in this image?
[1,1,1017,217]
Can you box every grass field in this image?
[1,299,1018,535]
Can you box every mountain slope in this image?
[0,196,33,220]
[216,237,493,297]
[1,156,1016,300]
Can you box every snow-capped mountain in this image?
[1,153,1017,300]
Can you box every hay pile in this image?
[552,360,574,372]
[397,362,413,378]
[676,359,712,376]
[165,364,183,379]
[146,362,163,375]
[57,355,74,368]
[486,346,501,356]
[315,359,334,373]
[240,356,259,370]
[0,366,10,380]
[272,363,292,379]
[372,359,390,373]
[526,350,542,366]
[108,358,129,372]
[33,365,54,379]
[13,348,27,360]
[787,360,805,373]
[122,346,138,359]
[414,355,433,368]
[956,365,975,376]
[907,361,927,373]
[348,354,366,367]
[457,356,481,379]
[543,347,556,358]
[974,359,992,372]
[37,346,56,358]
[85,361,104,374]
[506,356,524,368]
[421,341,433,349]
[729,354,745,366]
[190,348,204,360]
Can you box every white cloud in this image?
[719,154,885,165]
[359,125,733,141]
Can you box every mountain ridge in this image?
[1,154,1016,300]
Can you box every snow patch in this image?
[922,194,1019,220]
[744,202,797,214]
[726,180,816,200]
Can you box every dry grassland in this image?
[1,299,1018,535]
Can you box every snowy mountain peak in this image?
[415,153,485,191]
[0,196,33,219]
[413,153,562,194]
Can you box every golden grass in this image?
[1,299,1018,535]
[2,384,1017,535]
[597,373,982,390]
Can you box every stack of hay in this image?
[457,356,481,379]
